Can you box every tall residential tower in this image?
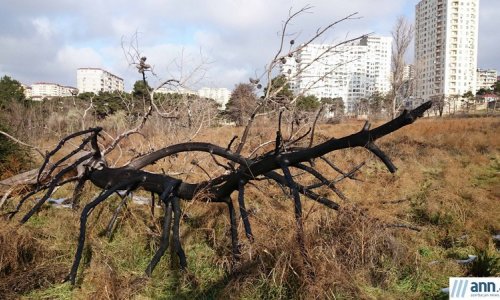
[282,36,392,112]
[414,0,479,100]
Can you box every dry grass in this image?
[0,116,499,299]
[0,220,68,298]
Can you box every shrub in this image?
[467,249,500,277]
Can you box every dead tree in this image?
[1,7,433,286]
[4,100,431,284]
[389,16,414,119]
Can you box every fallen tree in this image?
[4,100,431,284]
[0,7,433,286]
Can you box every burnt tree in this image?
[4,100,431,284]
[1,7,433,286]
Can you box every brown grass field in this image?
[0,116,499,299]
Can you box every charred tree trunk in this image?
[5,101,432,285]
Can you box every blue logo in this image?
[450,279,469,298]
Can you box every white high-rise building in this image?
[282,36,392,112]
[414,0,479,100]
[476,69,497,91]
[31,82,77,100]
[198,87,231,109]
[77,68,124,94]
[403,64,416,82]
[362,36,392,95]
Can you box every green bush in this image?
[296,95,320,111]
[0,123,31,178]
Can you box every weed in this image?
[22,283,73,300]
[419,247,433,257]
[410,206,454,226]
[473,156,500,188]
[466,249,500,277]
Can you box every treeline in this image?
[0,76,34,176]
[224,75,395,126]
[6,71,476,175]
[0,76,221,175]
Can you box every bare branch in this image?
[308,105,324,148]
[0,130,45,158]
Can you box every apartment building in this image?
[30,82,77,100]
[282,36,392,112]
[155,86,198,96]
[476,68,497,91]
[77,68,124,94]
[403,64,416,82]
[414,0,479,99]
[198,87,231,109]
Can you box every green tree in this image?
[77,91,128,118]
[321,97,344,118]
[463,91,475,99]
[296,95,320,111]
[0,76,30,175]
[264,75,293,103]
[462,91,476,112]
[225,83,257,126]
[0,75,26,109]
[476,88,492,96]
[368,92,387,116]
[493,81,500,94]
[132,80,152,100]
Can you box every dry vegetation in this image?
[0,115,498,299]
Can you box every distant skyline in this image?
[0,0,497,91]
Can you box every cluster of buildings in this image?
[22,68,231,108]
[20,0,497,114]
[282,36,392,112]
[21,67,123,101]
[22,83,77,101]
[283,0,497,113]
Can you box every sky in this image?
[0,0,498,91]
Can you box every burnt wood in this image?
[9,101,432,284]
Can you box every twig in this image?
[226,136,238,151]
[380,199,409,205]
[188,112,205,142]
[308,105,324,148]
[0,187,14,210]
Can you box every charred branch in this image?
[145,198,173,276]
[7,100,432,285]
[238,180,254,242]
[67,177,145,285]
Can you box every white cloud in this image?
[56,46,103,73]
[110,17,144,37]
[32,17,54,39]
[0,0,498,91]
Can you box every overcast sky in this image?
[0,0,498,91]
